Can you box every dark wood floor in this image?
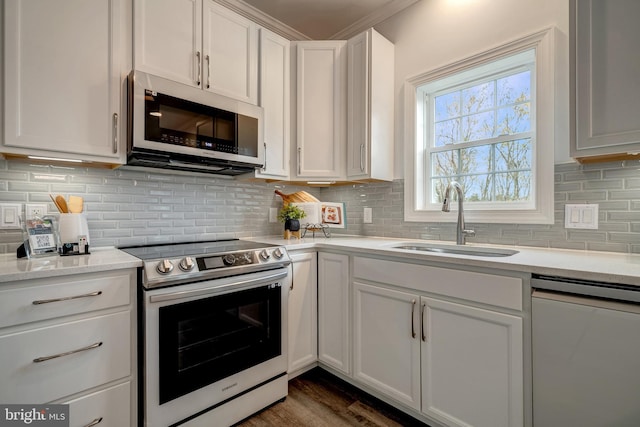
[235,368,430,427]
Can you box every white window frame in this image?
[404,28,558,224]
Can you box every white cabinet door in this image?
[288,252,317,376]
[3,0,126,162]
[353,282,421,410]
[255,28,290,179]
[347,28,394,181]
[295,41,347,180]
[317,252,350,374]
[421,297,523,427]
[571,0,640,160]
[203,1,257,104]
[134,0,201,87]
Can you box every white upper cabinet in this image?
[3,0,129,163]
[347,29,394,181]
[134,0,201,88]
[294,41,347,181]
[571,0,640,161]
[134,0,258,104]
[255,28,290,179]
[203,2,257,104]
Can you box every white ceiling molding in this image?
[329,0,419,40]
[213,0,419,41]
[213,0,312,40]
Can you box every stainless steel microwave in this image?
[127,71,264,176]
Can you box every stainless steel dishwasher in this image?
[532,274,640,427]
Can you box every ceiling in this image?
[216,0,419,40]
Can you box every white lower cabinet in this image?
[317,252,350,374]
[421,297,523,427]
[352,256,525,427]
[288,252,318,376]
[353,282,421,410]
[0,269,136,426]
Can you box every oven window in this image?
[158,283,281,404]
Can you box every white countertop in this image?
[249,235,640,286]
[0,247,142,283]
[1,236,639,286]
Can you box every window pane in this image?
[496,103,531,135]
[461,112,495,142]
[495,138,532,171]
[462,174,493,202]
[497,71,530,106]
[461,145,491,173]
[431,150,458,177]
[462,82,494,113]
[435,92,460,121]
[493,171,531,201]
[434,118,460,146]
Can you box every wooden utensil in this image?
[50,194,64,213]
[55,195,69,213]
[274,190,320,205]
[68,195,84,213]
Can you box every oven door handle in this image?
[149,270,288,303]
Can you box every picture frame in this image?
[320,202,346,228]
[20,216,59,258]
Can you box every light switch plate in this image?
[564,204,598,229]
[363,207,373,224]
[269,208,278,223]
[0,203,23,228]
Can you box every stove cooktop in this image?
[119,239,290,289]
[119,239,275,260]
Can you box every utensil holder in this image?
[58,213,90,255]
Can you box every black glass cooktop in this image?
[119,239,275,260]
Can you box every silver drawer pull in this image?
[33,341,103,363]
[84,417,103,427]
[32,291,102,305]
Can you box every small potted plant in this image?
[278,204,306,239]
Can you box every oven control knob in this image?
[273,248,284,259]
[156,259,174,274]
[259,249,271,261]
[179,256,195,271]
[223,254,236,266]
[241,252,252,263]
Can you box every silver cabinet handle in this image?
[360,143,365,172]
[196,51,201,86]
[411,299,416,339]
[297,147,301,175]
[421,302,427,342]
[112,113,118,154]
[206,54,211,89]
[32,291,102,305]
[33,341,102,363]
[263,142,267,170]
[84,417,103,427]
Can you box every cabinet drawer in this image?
[65,382,131,427]
[0,311,130,403]
[0,271,132,329]
[353,257,522,311]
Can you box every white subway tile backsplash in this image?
[0,159,638,254]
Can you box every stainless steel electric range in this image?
[120,239,291,427]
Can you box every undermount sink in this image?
[392,243,519,257]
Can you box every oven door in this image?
[142,268,289,427]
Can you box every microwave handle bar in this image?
[149,269,288,303]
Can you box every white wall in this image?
[375,0,570,178]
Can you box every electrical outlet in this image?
[25,203,48,219]
[0,203,23,228]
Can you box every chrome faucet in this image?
[442,181,475,245]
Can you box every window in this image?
[404,28,558,224]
